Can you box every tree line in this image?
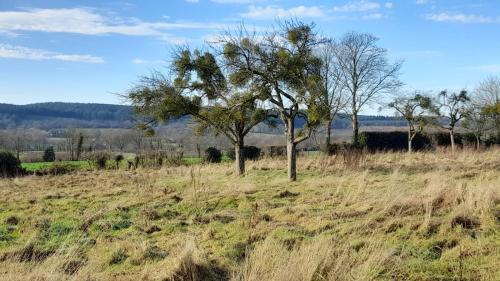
[126,20,500,181]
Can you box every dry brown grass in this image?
[0,148,499,280]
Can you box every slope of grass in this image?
[0,148,499,280]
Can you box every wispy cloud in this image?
[0,44,104,63]
[0,8,232,43]
[333,1,381,12]
[241,5,326,19]
[212,0,266,3]
[241,1,393,20]
[415,0,430,5]
[425,12,500,23]
[132,58,164,65]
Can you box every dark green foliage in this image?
[205,147,222,163]
[143,245,167,261]
[0,151,24,178]
[89,152,110,170]
[484,133,500,146]
[461,133,479,146]
[428,132,463,147]
[359,132,432,152]
[34,163,76,176]
[262,146,287,157]
[42,147,56,162]
[227,146,261,161]
[322,142,356,155]
[109,249,128,265]
[114,155,124,169]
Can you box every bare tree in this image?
[388,92,434,153]
[475,76,500,137]
[64,129,84,161]
[434,90,470,152]
[317,41,348,148]
[7,130,32,160]
[333,32,402,146]
[462,104,488,149]
[111,130,130,152]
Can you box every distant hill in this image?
[0,102,406,130]
[0,102,134,129]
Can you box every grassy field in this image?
[0,149,499,281]
[21,156,232,172]
[21,161,90,172]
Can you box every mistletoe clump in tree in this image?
[127,48,266,176]
[388,92,434,153]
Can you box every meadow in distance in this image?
[0,15,499,281]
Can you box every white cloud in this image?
[241,5,325,19]
[0,44,104,63]
[362,13,385,20]
[384,2,393,9]
[132,58,164,65]
[425,12,500,23]
[333,1,380,12]
[185,0,199,3]
[416,0,429,5]
[0,8,229,42]
[212,0,265,3]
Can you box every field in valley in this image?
[0,149,499,281]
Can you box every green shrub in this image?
[89,152,110,170]
[359,131,432,152]
[205,147,222,163]
[42,147,56,162]
[0,151,24,178]
[114,155,124,169]
[226,146,262,161]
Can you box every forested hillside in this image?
[0,103,133,129]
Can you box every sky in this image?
[0,0,499,112]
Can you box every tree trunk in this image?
[475,135,480,150]
[326,119,333,146]
[352,113,359,147]
[234,139,245,176]
[286,118,297,181]
[450,129,455,153]
[408,129,413,153]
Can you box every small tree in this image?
[43,147,56,162]
[221,21,324,181]
[388,93,433,153]
[126,49,266,176]
[434,90,470,152]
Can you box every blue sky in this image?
[0,0,499,112]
